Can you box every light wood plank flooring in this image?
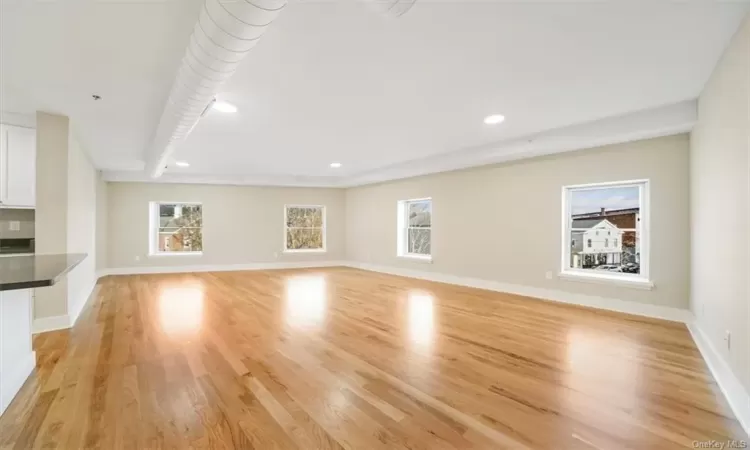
[0,267,744,449]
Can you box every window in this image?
[562,180,650,286]
[149,202,203,255]
[397,198,432,260]
[284,205,325,252]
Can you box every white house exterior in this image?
[571,219,624,268]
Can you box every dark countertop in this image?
[0,253,87,291]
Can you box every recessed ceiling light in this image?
[175,161,190,167]
[213,101,237,113]
[330,162,342,168]
[484,114,505,125]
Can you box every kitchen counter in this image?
[0,253,88,414]
[0,253,86,291]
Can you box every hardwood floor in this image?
[0,267,744,449]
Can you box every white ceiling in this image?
[0,0,203,169]
[1,1,748,186]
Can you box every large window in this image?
[562,180,650,285]
[149,202,203,255]
[397,198,432,260]
[285,205,326,252]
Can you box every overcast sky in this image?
[571,186,639,215]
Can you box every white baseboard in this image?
[68,280,98,327]
[0,350,35,415]
[344,261,692,323]
[101,260,348,276]
[32,314,71,334]
[687,323,750,436]
[33,280,98,334]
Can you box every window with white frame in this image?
[562,180,649,282]
[397,198,432,259]
[285,205,326,252]
[149,202,203,255]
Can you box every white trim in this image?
[397,198,433,259]
[0,350,35,416]
[101,260,347,276]
[561,179,651,284]
[32,314,71,334]
[687,322,750,436]
[68,280,98,327]
[32,279,99,333]
[398,254,433,263]
[344,261,691,323]
[149,201,204,255]
[559,270,654,290]
[148,251,204,257]
[284,204,327,252]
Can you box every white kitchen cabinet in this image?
[0,124,36,208]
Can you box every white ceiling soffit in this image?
[104,99,696,188]
[345,99,697,187]
[146,0,419,179]
[145,0,288,178]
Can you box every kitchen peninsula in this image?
[0,253,86,415]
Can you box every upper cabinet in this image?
[0,124,36,208]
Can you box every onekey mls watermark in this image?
[693,440,748,449]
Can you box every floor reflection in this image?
[284,275,328,331]
[408,292,435,349]
[565,327,642,435]
[158,284,204,336]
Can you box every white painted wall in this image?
[95,176,108,271]
[107,183,346,269]
[65,132,97,324]
[690,15,750,395]
[346,134,690,309]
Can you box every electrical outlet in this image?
[725,330,731,351]
[134,255,141,262]
[545,271,553,280]
[9,221,20,231]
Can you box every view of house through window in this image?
[397,198,432,258]
[153,203,203,254]
[285,206,325,251]
[564,181,647,278]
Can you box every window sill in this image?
[558,270,654,290]
[283,249,327,254]
[149,252,203,257]
[398,254,433,263]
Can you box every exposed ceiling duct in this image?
[363,0,418,18]
[146,0,287,177]
[146,0,418,178]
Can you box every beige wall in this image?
[346,134,690,309]
[690,15,749,393]
[34,112,69,318]
[34,113,99,322]
[107,183,346,268]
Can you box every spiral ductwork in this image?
[147,0,418,178]
[363,0,417,18]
